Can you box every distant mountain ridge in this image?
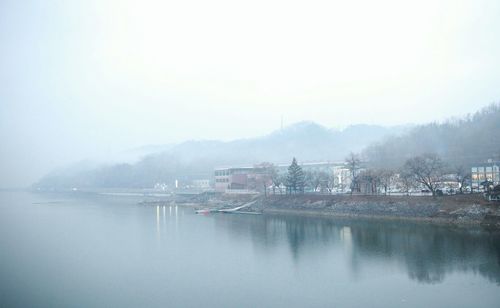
[34,122,410,189]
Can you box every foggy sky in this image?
[1,0,500,188]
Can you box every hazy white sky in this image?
[1,0,500,187]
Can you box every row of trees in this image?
[266,157,345,195]
[348,152,472,196]
[263,158,327,195]
[262,158,307,195]
[259,152,473,197]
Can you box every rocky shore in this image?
[256,194,500,228]
[175,193,500,228]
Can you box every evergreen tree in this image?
[286,157,305,194]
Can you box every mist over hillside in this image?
[34,122,409,189]
[35,103,500,190]
[363,103,500,168]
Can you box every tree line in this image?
[349,152,472,196]
[261,152,474,197]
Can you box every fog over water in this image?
[0,191,499,307]
[2,0,500,188]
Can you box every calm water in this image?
[1,191,499,307]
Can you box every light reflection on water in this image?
[0,191,499,308]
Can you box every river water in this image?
[0,191,499,307]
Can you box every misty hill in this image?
[162,122,410,164]
[34,122,408,189]
[364,103,500,169]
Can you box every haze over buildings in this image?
[1,0,500,188]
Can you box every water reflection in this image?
[156,206,160,236]
[212,214,500,285]
[5,192,497,307]
[155,204,181,239]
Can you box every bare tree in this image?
[358,169,381,194]
[253,162,274,196]
[269,165,281,195]
[403,153,445,196]
[304,171,329,193]
[453,165,471,194]
[316,171,330,193]
[304,171,316,193]
[378,168,395,195]
[277,174,287,195]
[398,167,416,195]
[345,152,362,195]
[326,173,337,194]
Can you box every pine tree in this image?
[286,157,305,194]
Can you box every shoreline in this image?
[257,194,500,229]
[261,207,488,228]
[121,192,500,229]
[27,190,500,229]
[181,193,500,229]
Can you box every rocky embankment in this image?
[171,193,500,228]
[253,194,500,228]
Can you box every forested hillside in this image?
[363,104,500,168]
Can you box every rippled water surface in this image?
[1,191,499,307]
